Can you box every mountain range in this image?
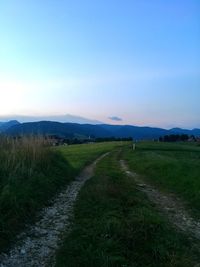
[0,120,20,132]
[1,120,200,140]
[0,114,102,124]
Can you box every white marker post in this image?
[132,143,136,150]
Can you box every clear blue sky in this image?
[0,0,199,128]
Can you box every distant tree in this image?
[180,134,189,141]
[159,134,189,142]
[95,137,133,143]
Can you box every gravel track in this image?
[0,153,109,267]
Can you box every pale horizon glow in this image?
[0,0,199,129]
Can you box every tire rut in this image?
[120,160,200,241]
[0,153,109,267]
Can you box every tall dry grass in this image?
[0,135,74,251]
[0,135,51,179]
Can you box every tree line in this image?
[159,134,194,142]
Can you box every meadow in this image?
[0,137,124,251]
[56,141,125,170]
[122,142,200,217]
[1,138,200,266]
[55,150,200,267]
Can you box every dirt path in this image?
[120,160,200,241]
[0,153,109,267]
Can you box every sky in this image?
[0,0,199,128]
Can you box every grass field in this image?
[1,138,200,265]
[122,142,200,217]
[56,141,126,170]
[0,138,125,251]
[55,151,200,267]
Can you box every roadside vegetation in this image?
[122,142,200,217]
[55,151,200,267]
[0,137,125,252]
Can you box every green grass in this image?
[0,138,125,252]
[56,141,126,170]
[122,142,200,217]
[55,151,200,267]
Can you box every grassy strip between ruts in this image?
[55,150,200,267]
[0,139,125,252]
[122,142,200,218]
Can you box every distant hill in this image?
[170,128,200,136]
[101,124,168,139]
[4,121,200,140]
[0,120,20,132]
[5,121,111,138]
[0,114,102,124]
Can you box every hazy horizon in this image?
[0,113,200,130]
[0,1,199,129]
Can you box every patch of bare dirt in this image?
[120,160,200,241]
[0,153,109,267]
